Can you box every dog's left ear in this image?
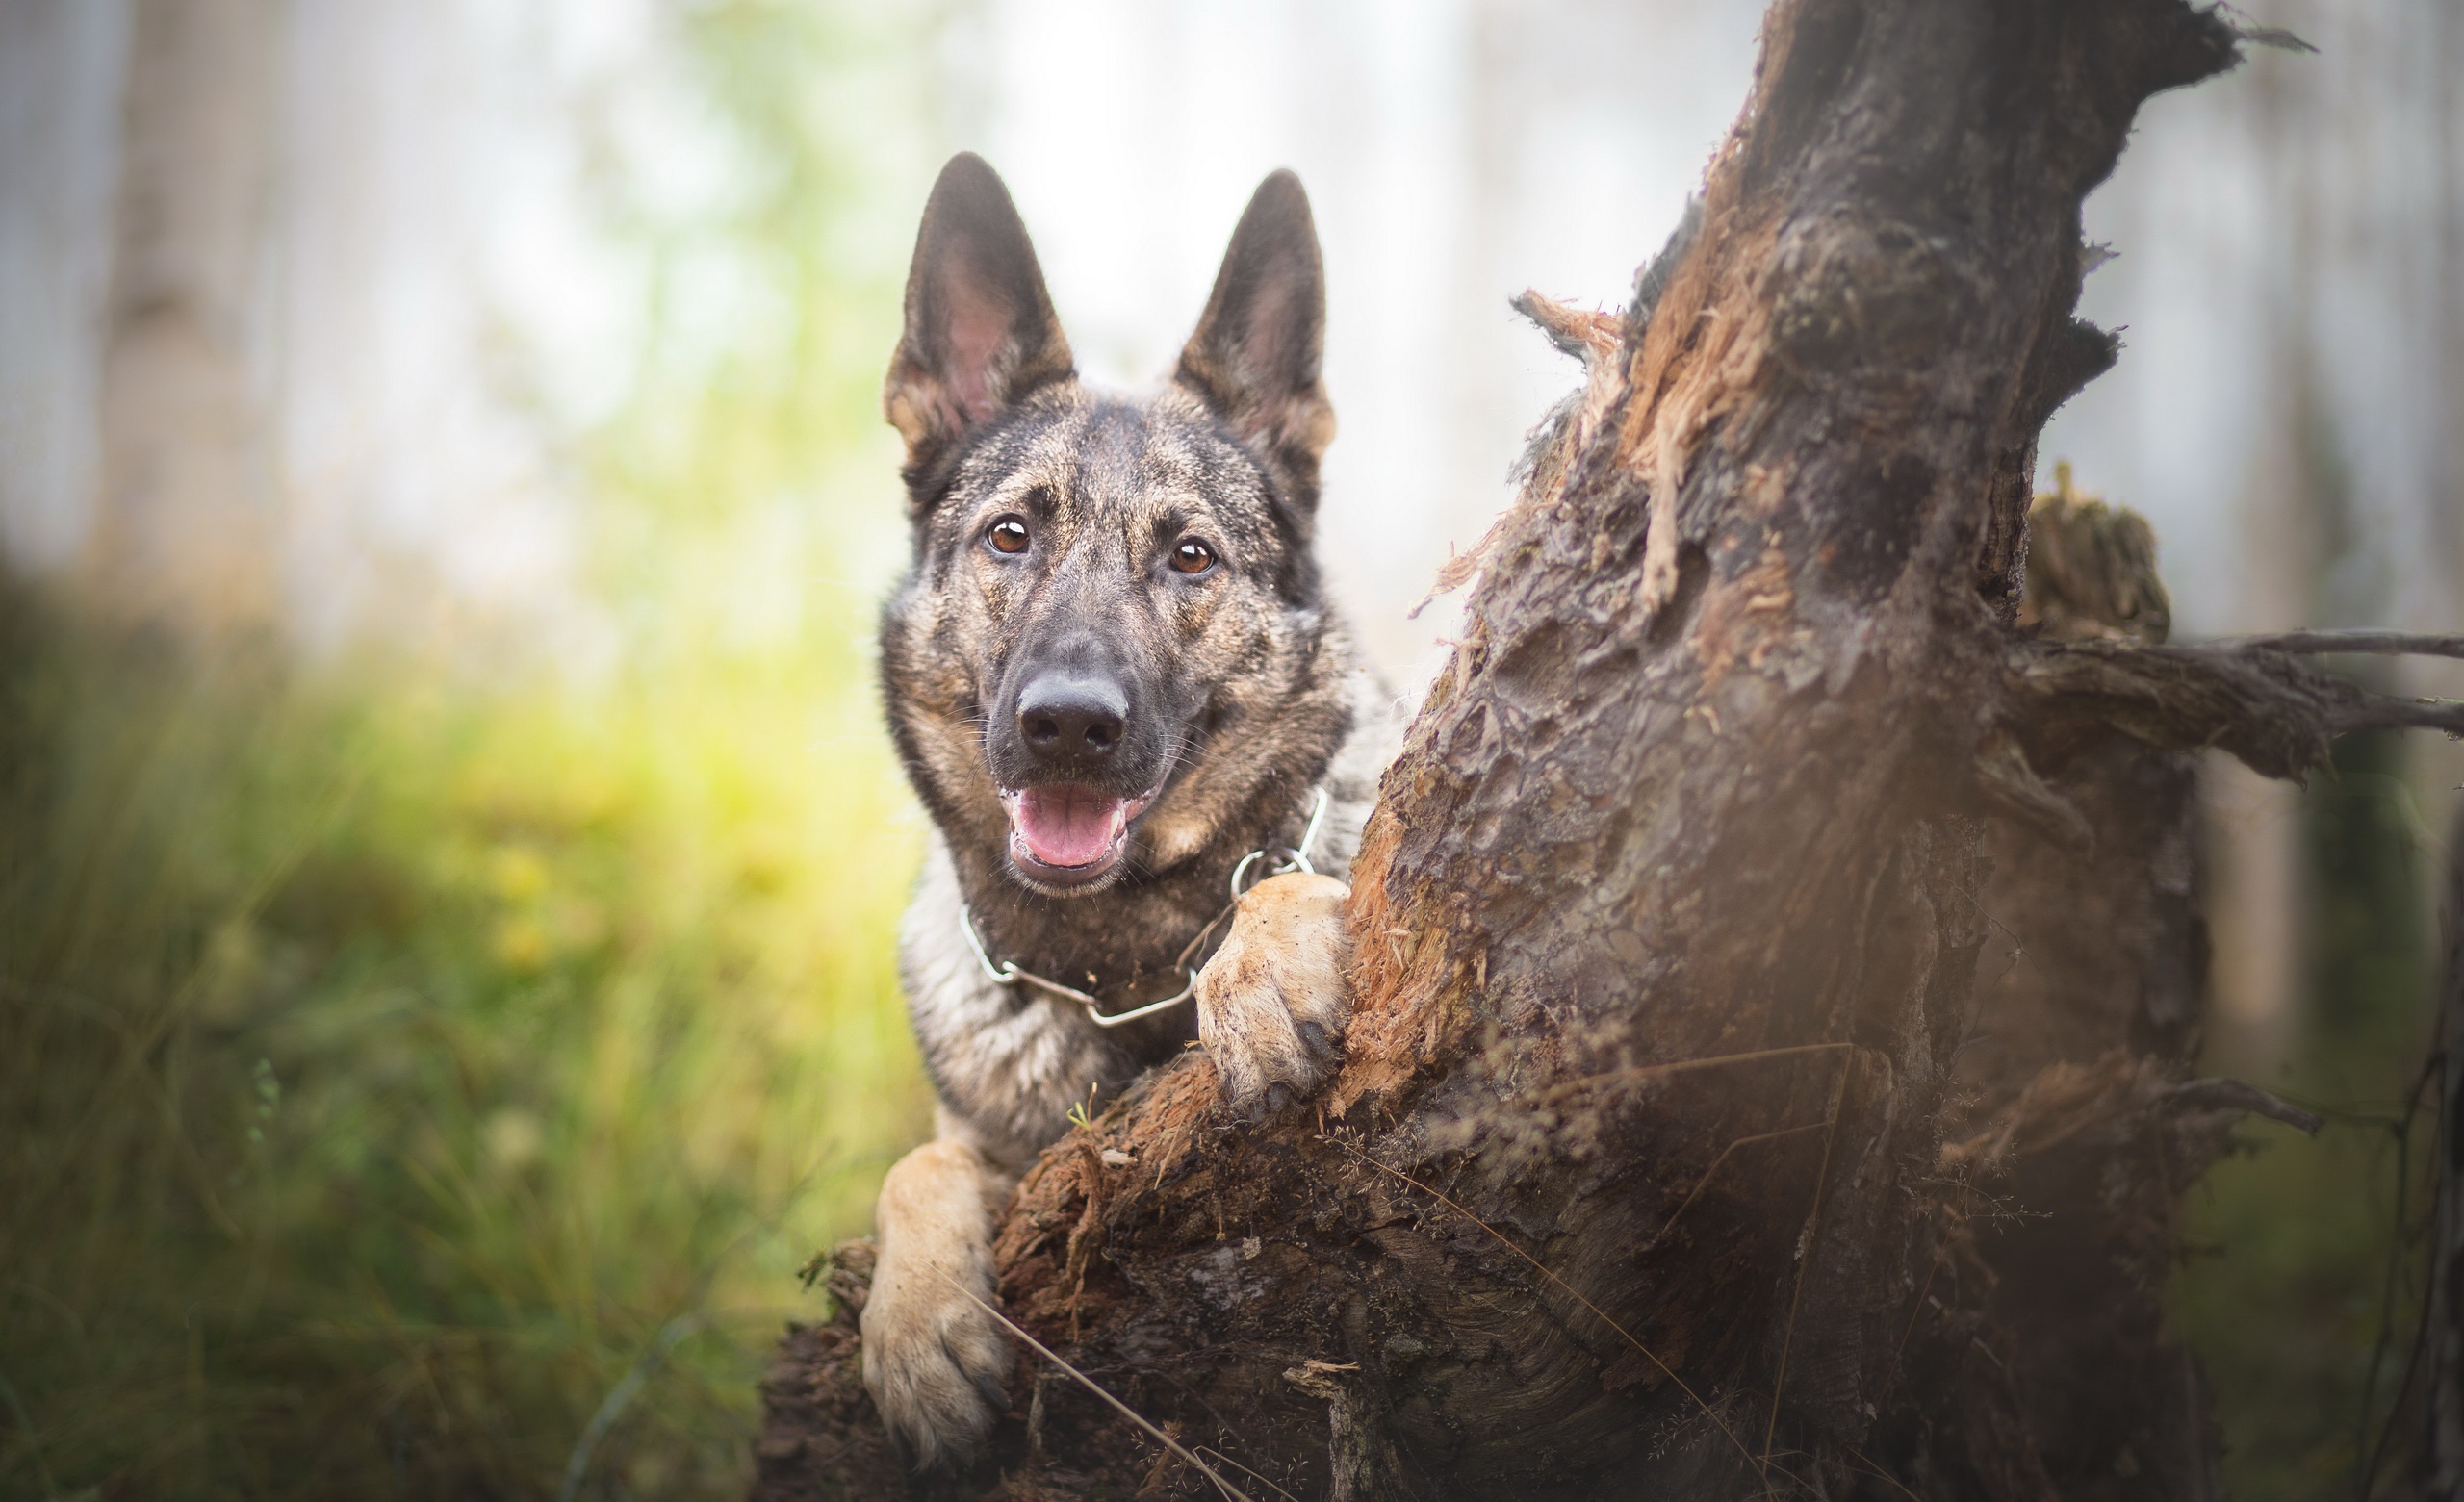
[1175,171,1335,506]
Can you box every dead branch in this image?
[2005,637,2464,781]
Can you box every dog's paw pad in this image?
[1195,871,1353,1115]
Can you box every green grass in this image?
[0,585,930,1498]
[2179,1106,2436,1500]
[0,3,947,1489]
[2173,731,2442,1501]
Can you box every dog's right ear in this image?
[884,154,1075,479]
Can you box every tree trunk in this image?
[84,0,280,636]
[755,1,2463,1495]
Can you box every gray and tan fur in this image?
[860,153,1395,1469]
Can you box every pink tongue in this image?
[1010,786,1128,869]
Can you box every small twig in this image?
[1529,1041,1855,1111]
[1884,1240,1947,1393]
[2165,1077,2323,1134]
[1761,1056,1853,1475]
[559,1313,701,1502]
[935,1273,1252,1502]
[2355,1049,2445,1502]
[2205,630,2464,659]
[2210,2,2319,52]
[1845,1443,1927,1502]
[0,1358,58,1500]
[1329,1137,1782,1490]
[1194,1443,1305,1502]
[1118,1341,1270,1461]
[1640,1122,1833,1258]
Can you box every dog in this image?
[860,152,1396,1469]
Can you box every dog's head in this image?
[878,154,1350,898]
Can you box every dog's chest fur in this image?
[900,668,1393,1171]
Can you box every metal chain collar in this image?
[959,786,1329,1028]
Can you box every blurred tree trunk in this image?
[753,1,2456,1495]
[84,0,280,636]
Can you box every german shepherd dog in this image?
[862,153,1396,1467]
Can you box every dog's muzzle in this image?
[990,660,1168,890]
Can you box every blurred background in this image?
[0,0,2455,1496]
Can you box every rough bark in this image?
[756,1,2461,1496]
[1865,487,2321,1502]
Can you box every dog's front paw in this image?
[860,1141,1011,1470]
[1195,870,1353,1116]
[860,1262,1007,1470]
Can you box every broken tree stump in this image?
[754,1,2462,1495]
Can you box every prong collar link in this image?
[959,787,1328,1028]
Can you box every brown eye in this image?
[1170,539,1216,574]
[985,517,1031,555]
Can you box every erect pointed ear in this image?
[884,154,1075,473]
[1174,170,1335,498]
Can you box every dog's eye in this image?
[1169,539,1216,575]
[985,517,1031,555]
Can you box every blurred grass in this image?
[2174,728,2442,1501]
[0,591,925,1498]
[0,3,942,1495]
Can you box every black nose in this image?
[1015,672,1128,769]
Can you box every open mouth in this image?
[999,784,1157,889]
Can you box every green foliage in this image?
[0,4,942,1496]
[2174,727,2440,1501]
[0,586,926,1498]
